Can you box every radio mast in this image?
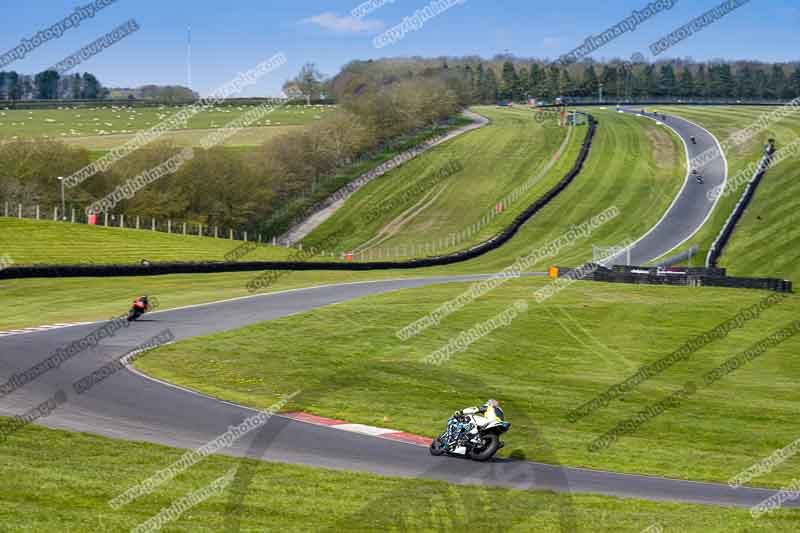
[187,25,192,90]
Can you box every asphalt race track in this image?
[1,272,796,510]
[605,107,728,266]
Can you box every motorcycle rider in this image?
[133,295,150,311]
[453,399,503,440]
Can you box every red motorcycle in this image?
[127,296,150,322]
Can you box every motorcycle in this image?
[429,407,510,461]
[127,299,148,322]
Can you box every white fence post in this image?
[214,226,218,238]
[152,217,156,231]
[36,205,40,220]
[244,231,248,242]
[104,212,109,226]
[183,222,187,236]
[4,201,7,217]
[229,228,233,240]
[71,208,76,223]
[167,220,172,233]
[120,214,124,229]
[17,204,22,218]
[136,216,140,229]
[198,223,203,237]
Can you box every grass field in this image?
[653,106,800,279]
[0,121,473,268]
[2,105,798,530]
[63,124,301,150]
[1,421,791,532]
[304,106,684,271]
[134,278,800,489]
[304,106,578,256]
[0,104,328,149]
[417,107,685,273]
[0,268,454,331]
[0,217,296,266]
[1,106,683,271]
[0,106,686,330]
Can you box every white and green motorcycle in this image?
[429,405,511,461]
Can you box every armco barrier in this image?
[0,115,596,280]
[706,153,773,267]
[656,245,700,268]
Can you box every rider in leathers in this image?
[452,399,502,442]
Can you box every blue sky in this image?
[1,0,798,97]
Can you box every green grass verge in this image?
[304,106,576,256]
[0,268,451,331]
[265,116,474,239]
[418,107,685,273]
[0,217,295,266]
[135,278,800,489]
[0,419,795,531]
[653,106,800,279]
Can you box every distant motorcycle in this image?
[429,407,510,461]
[127,296,150,322]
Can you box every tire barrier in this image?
[706,153,773,268]
[586,264,792,293]
[0,115,597,280]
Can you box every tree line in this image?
[4,55,799,242]
[0,69,197,102]
[0,67,461,239]
[0,70,106,100]
[336,56,800,103]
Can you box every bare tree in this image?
[283,63,325,105]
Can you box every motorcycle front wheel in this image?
[429,438,446,456]
[469,433,500,461]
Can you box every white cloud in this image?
[302,12,384,34]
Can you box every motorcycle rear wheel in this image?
[469,433,500,461]
[429,438,446,456]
